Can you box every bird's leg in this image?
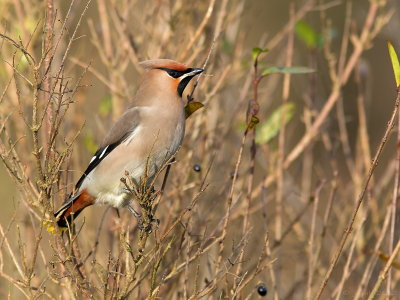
[133,184,159,233]
[127,204,141,218]
[127,204,145,229]
[122,188,132,194]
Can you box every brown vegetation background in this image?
[1,0,400,299]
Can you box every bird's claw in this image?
[137,218,146,231]
[138,215,159,233]
[127,204,144,229]
[127,205,141,218]
[127,205,159,233]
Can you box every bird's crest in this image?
[139,59,188,71]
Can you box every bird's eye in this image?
[159,68,185,78]
[167,70,181,78]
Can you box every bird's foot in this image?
[127,205,144,229]
[149,191,158,202]
[122,188,133,194]
[138,215,160,233]
[127,205,159,233]
[127,204,141,218]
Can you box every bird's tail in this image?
[54,189,95,228]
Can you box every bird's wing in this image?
[74,108,141,191]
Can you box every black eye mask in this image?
[158,67,202,97]
[159,68,194,78]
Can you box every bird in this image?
[54,59,204,228]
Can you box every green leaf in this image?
[185,101,204,119]
[261,66,315,76]
[256,102,295,144]
[252,47,269,61]
[295,21,321,49]
[388,41,400,87]
[99,96,113,116]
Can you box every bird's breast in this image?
[148,110,185,167]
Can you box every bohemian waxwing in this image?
[55,59,204,227]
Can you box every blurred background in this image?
[1,0,400,298]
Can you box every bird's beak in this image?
[186,68,204,77]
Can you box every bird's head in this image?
[139,59,204,98]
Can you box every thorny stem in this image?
[42,0,54,151]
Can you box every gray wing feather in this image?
[74,108,141,190]
[100,108,141,147]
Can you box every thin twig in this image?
[314,88,400,299]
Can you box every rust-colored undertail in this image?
[54,189,95,228]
